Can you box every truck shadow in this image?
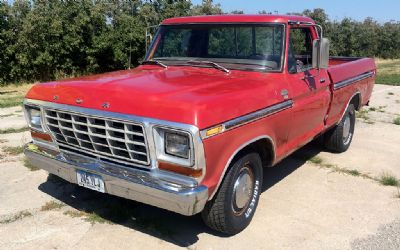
[38,143,322,247]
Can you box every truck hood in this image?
[26,65,284,129]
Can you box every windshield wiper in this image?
[187,60,230,73]
[141,60,168,68]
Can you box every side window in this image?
[288,27,314,73]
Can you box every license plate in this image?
[76,170,105,193]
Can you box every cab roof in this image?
[162,15,315,25]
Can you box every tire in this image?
[201,152,263,235]
[324,104,356,153]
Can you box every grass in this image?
[376,59,400,86]
[61,195,176,237]
[64,210,111,225]
[309,156,323,164]
[0,126,29,134]
[356,108,374,124]
[379,172,400,187]
[0,84,31,108]
[307,156,375,180]
[0,95,24,108]
[368,106,386,113]
[307,156,400,190]
[2,146,24,155]
[41,201,65,211]
[0,113,14,118]
[394,117,400,125]
[23,157,40,171]
[0,210,32,224]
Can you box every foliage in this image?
[0,3,399,85]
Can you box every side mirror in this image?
[312,38,330,69]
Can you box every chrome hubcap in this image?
[343,115,351,142]
[233,168,254,211]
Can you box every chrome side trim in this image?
[333,71,374,90]
[208,135,276,200]
[24,144,208,216]
[200,100,293,139]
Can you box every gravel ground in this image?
[351,220,400,250]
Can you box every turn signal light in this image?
[31,130,53,142]
[158,161,203,178]
[205,125,223,137]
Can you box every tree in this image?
[191,0,223,15]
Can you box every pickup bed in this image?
[23,15,375,235]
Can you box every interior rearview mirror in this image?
[312,38,330,69]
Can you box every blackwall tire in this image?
[201,152,263,235]
[324,104,356,153]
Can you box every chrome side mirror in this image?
[312,38,330,69]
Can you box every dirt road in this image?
[1,84,399,250]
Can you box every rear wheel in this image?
[324,104,356,153]
[201,152,263,235]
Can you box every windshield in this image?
[146,24,285,72]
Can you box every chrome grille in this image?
[44,108,150,166]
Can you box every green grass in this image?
[0,210,32,224]
[0,95,24,108]
[307,156,375,180]
[2,146,24,155]
[368,106,386,113]
[308,156,323,164]
[40,201,65,211]
[23,157,39,171]
[356,108,374,123]
[64,210,111,225]
[345,169,361,177]
[0,126,29,134]
[394,117,400,125]
[379,173,400,187]
[376,75,400,86]
[376,59,400,86]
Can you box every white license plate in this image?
[76,170,105,193]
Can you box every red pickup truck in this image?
[24,15,375,234]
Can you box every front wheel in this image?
[324,104,356,153]
[201,152,263,235]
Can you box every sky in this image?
[192,0,400,23]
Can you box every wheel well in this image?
[230,138,274,168]
[350,93,361,111]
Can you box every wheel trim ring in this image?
[232,164,254,216]
[343,115,352,144]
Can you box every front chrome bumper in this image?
[24,143,208,216]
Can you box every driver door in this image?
[285,26,331,150]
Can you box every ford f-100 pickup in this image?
[23,15,375,234]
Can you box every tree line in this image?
[0,1,399,85]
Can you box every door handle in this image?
[320,78,326,83]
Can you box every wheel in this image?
[201,152,263,235]
[324,104,356,153]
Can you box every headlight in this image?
[153,127,194,167]
[165,131,190,159]
[25,105,43,130]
